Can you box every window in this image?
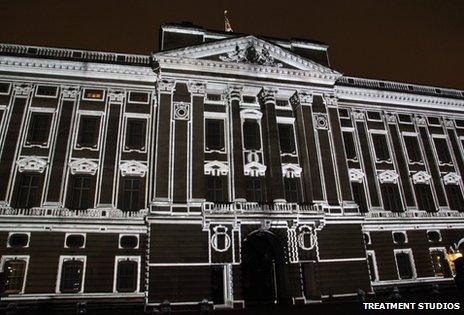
[65,234,85,249]
[205,119,225,151]
[243,119,261,150]
[211,265,226,305]
[372,133,390,162]
[455,119,464,128]
[122,178,141,211]
[414,184,435,212]
[14,174,40,209]
[398,114,412,123]
[68,176,92,210]
[394,249,416,280]
[77,116,100,148]
[1,258,28,294]
[380,184,403,212]
[206,94,222,102]
[427,230,441,243]
[58,257,85,293]
[367,111,382,121]
[128,92,149,104]
[26,113,51,145]
[242,96,256,104]
[363,232,371,245]
[278,124,296,153]
[284,178,300,203]
[115,258,138,293]
[119,235,139,249]
[83,89,104,101]
[0,82,11,94]
[206,176,227,203]
[404,136,422,163]
[366,251,378,282]
[8,233,29,248]
[276,99,289,107]
[445,185,464,211]
[342,131,357,160]
[433,138,452,164]
[352,182,368,212]
[338,108,349,118]
[125,119,146,150]
[246,177,265,202]
[429,248,451,277]
[36,85,58,98]
[427,117,441,126]
[392,231,407,244]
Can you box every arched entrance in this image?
[241,229,290,305]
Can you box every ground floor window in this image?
[115,256,139,293]
[1,256,28,294]
[429,248,452,277]
[58,256,85,293]
[394,249,416,280]
[366,251,378,282]
[211,265,225,305]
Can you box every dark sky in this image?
[0,0,463,89]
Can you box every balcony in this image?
[0,207,147,220]
[364,210,464,219]
[202,202,325,214]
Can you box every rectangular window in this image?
[403,136,422,163]
[455,119,464,128]
[367,111,382,121]
[427,117,441,126]
[243,119,261,150]
[380,183,403,212]
[27,113,52,145]
[372,133,390,162]
[122,178,140,211]
[284,178,300,203]
[433,138,452,164]
[342,131,357,160]
[125,119,146,150]
[59,258,85,293]
[394,250,416,280]
[205,119,225,151]
[69,176,92,210]
[338,108,349,118]
[116,259,138,292]
[36,85,58,98]
[206,94,222,102]
[429,248,451,277]
[0,82,11,94]
[276,99,289,107]
[77,116,100,148]
[445,185,464,211]
[246,177,265,202]
[278,124,296,154]
[128,92,149,104]
[366,251,378,282]
[352,182,368,212]
[414,184,436,212]
[14,174,40,209]
[398,114,412,123]
[83,89,104,101]
[242,96,256,104]
[211,265,225,305]
[206,176,227,203]
[2,258,27,294]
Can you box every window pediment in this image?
[378,170,399,184]
[244,161,267,177]
[69,159,98,175]
[282,163,302,178]
[349,169,364,183]
[17,156,47,173]
[412,171,432,185]
[204,160,229,176]
[120,160,148,177]
[443,172,461,185]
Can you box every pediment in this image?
[17,156,47,173]
[155,36,340,84]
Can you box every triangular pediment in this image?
[155,36,340,83]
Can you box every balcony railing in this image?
[364,210,464,219]
[0,207,147,219]
[202,202,324,213]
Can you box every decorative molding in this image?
[415,115,427,126]
[13,83,33,97]
[258,87,278,104]
[68,159,99,176]
[349,169,365,183]
[378,170,399,184]
[157,79,175,93]
[352,111,366,121]
[313,113,329,130]
[297,226,315,250]
[290,91,313,106]
[323,95,338,107]
[204,160,229,176]
[108,90,125,103]
[187,81,207,95]
[412,171,432,185]
[219,43,283,67]
[173,102,189,120]
[120,160,148,177]
[227,85,243,101]
[211,226,231,252]
[17,156,47,173]
[282,164,302,178]
[385,112,397,123]
[244,160,267,177]
[443,172,461,185]
[61,86,79,100]
[240,108,262,120]
[443,118,454,128]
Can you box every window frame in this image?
[427,230,442,243]
[401,132,424,165]
[35,85,58,99]
[118,234,140,250]
[392,231,408,244]
[0,255,30,294]
[7,232,31,248]
[341,128,359,162]
[275,98,291,110]
[74,111,104,151]
[55,255,86,294]
[123,114,149,153]
[428,247,450,278]
[68,175,94,210]
[128,91,150,104]
[397,113,413,124]
[81,88,105,102]
[393,248,417,280]
[23,108,55,148]
[204,117,226,153]
[113,256,141,293]
[444,182,464,211]
[363,231,371,245]
[64,233,86,249]
[366,110,383,122]
[14,173,42,209]
[121,177,142,211]
[427,116,441,127]
[432,135,453,166]
[276,117,297,156]
[0,82,11,95]
[366,250,379,282]
[413,183,436,212]
[370,130,392,163]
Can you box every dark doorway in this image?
[241,230,288,305]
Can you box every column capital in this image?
[187,81,207,95]
[13,83,33,97]
[290,90,313,106]
[108,89,125,104]
[323,94,338,107]
[61,85,79,100]
[227,85,243,101]
[258,87,278,104]
[157,79,176,94]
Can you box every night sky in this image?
[0,0,462,89]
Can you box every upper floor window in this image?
[445,185,464,211]
[27,113,51,145]
[128,92,149,104]
[119,235,139,249]
[2,258,28,294]
[380,183,403,212]
[433,137,452,164]
[367,111,382,121]
[14,174,41,209]
[246,177,265,202]
[0,82,11,94]
[427,117,441,126]
[404,135,422,163]
[284,178,300,203]
[372,133,390,162]
[206,94,222,102]
[342,131,357,160]
[59,257,85,293]
[36,85,58,98]
[77,116,100,148]
[125,119,146,151]
[205,119,225,152]
[394,249,416,279]
[243,119,261,150]
[276,99,289,108]
[278,124,296,154]
[352,182,368,212]
[115,258,138,293]
[8,233,29,248]
[206,176,228,203]
[83,88,104,101]
[242,96,256,104]
[398,114,412,124]
[122,178,141,211]
[414,184,435,212]
[68,176,92,210]
[65,234,85,249]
